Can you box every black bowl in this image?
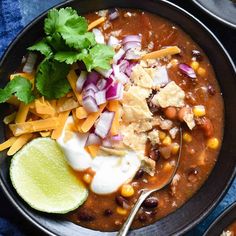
[0,0,236,235]
[203,202,236,236]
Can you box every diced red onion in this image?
[84,71,100,86]
[82,96,99,113]
[105,77,114,89]
[113,64,128,84]
[95,111,115,138]
[22,53,37,73]
[122,35,142,45]
[111,135,123,141]
[109,8,119,20]
[153,66,169,86]
[96,68,113,78]
[95,90,107,105]
[92,28,105,44]
[108,36,120,48]
[85,133,101,147]
[118,60,129,73]
[83,83,99,93]
[106,82,123,100]
[83,89,95,99]
[125,62,137,77]
[102,139,112,147]
[96,79,107,90]
[123,41,141,52]
[125,49,142,60]
[113,48,125,64]
[76,71,87,92]
[179,63,196,79]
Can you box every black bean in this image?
[138,213,148,222]
[149,149,159,161]
[191,49,202,61]
[143,197,158,208]
[187,168,199,183]
[135,169,144,179]
[77,210,95,221]
[103,209,113,216]
[207,84,216,96]
[115,195,129,208]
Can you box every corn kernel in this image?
[159,131,166,140]
[163,162,173,172]
[170,59,179,67]
[197,67,206,77]
[162,135,172,145]
[183,132,192,143]
[193,105,206,117]
[121,184,134,197]
[83,173,92,184]
[171,143,180,154]
[116,207,128,215]
[191,61,199,71]
[207,138,219,149]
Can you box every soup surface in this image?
[221,220,236,236]
[65,9,224,231]
[1,7,224,233]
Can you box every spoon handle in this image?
[117,190,152,236]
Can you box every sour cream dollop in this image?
[57,117,141,194]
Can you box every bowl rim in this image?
[203,201,236,236]
[0,0,235,235]
[192,0,236,29]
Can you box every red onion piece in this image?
[109,8,119,20]
[85,133,101,147]
[113,48,125,64]
[125,62,137,77]
[95,111,115,138]
[83,89,95,100]
[84,71,100,86]
[122,35,142,45]
[96,79,107,90]
[105,77,115,89]
[95,90,107,105]
[106,82,123,100]
[83,83,99,93]
[102,139,112,147]
[92,28,105,44]
[108,36,120,48]
[22,53,37,73]
[179,63,196,79]
[118,60,129,73]
[96,68,113,78]
[123,41,141,52]
[82,96,99,113]
[111,135,123,141]
[76,71,87,92]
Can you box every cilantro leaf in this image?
[28,39,52,56]
[61,32,96,50]
[0,76,35,104]
[54,50,87,64]
[46,33,71,52]
[36,59,70,99]
[82,44,115,71]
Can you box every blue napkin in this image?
[0,0,23,57]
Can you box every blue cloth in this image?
[0,0,235,235]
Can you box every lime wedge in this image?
[10,137,88,214]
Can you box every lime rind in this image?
[10,137,88,214]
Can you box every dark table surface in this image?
[0,0,235,235]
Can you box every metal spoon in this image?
[117,128,182,236]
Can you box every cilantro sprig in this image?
[0,7,115,104]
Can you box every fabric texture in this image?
[0,0,23,57]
